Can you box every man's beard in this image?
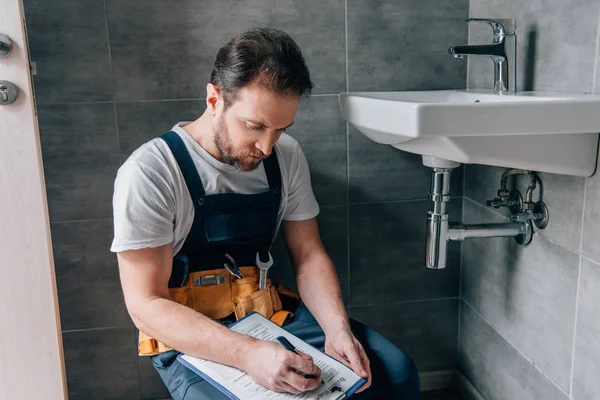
[213,116,263,172]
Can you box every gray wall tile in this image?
[117,100,205,160]
[465,164,513,219]
[534,172,585,253]
[38,103,120,222]
[347,0,469,92]
[139,353,170,399]
[24,0,113,103]
[105,0,205,101]
[572,257,600,400]
[271,205,349,304]
[468,0,598,93]
[287,96,347,206]
[582,165,600,263]
[459,301,568,400]
[461,200,578,391]
[63,327,139,400]
[106,0,345,101]
[51,219,131,331]
[349,200,461,306]
[348,127,432,203]
[351,299,458,372]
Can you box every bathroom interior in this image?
[4,0,600,399]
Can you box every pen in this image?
[275,336,325,385]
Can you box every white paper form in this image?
[179,313,365,400]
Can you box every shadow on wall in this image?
[522,24,538,91]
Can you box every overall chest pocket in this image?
[202,198,279,243]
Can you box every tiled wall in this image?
[460,1,600,399]
[25,0,469,398]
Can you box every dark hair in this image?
[210,28,314,107]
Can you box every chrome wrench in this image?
[256,251,273,290]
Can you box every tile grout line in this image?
[591,2,600,94]
[349,197,463,207]
[465,1,471,90]
[344,0,351,312]
[47,199,456,225]
[346,125,351,310]
[345,0,349,92]
[463,196,509,221]
[50,217,112,225]
[102,0,122,165]
[37,100,114,106]
[462,300,571,398]
[569,256,583,399]
[581,253,600,267]
[459,164,466,364]
[36,94,339,107]
[568,173,589,396]
[132,325,143,399]
[349,296,459,309]
[63,325,133,334]
[457,197,466,363]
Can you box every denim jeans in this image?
[152,304,420,399]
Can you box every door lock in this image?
[0,34,13,59]
[0,81,19,105]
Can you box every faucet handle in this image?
[467,18,516,36]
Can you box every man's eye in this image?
[246,124,262,131]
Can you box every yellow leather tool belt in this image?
[138,266,298,356]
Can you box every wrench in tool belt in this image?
[256,251,273,290]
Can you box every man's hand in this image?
[325,328,372,393]
[242,340,322,394]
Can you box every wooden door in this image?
[0,0,67,398]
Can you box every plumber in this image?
[111,27,419,400]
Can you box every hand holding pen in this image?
[276,336,325,385]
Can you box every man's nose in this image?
[255,133,278,156]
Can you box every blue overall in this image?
[151,131,420,399]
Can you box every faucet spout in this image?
[448,43,506,58]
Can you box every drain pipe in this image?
[425,166,532,270]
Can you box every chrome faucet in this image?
[449,18,517,94]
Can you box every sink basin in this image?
[339,89,600,176]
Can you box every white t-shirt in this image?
[110,122,319,254]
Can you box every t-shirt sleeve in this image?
[110,160,175,252]
[282,141,320,221]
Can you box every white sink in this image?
[339,89,600,176]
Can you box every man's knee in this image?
[393,354,420,399]
[367,336,420,398]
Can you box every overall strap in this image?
[159,131,206,201]
[263,148,282,190]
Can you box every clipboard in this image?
[177,312,367,399]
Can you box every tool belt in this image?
[138,266,300,356]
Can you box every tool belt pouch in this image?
[138,267,295,356]
[232,267,283,320]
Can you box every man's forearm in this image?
[294,249,350,335]
[131,297,255,369]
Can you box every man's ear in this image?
[206,83,223,115]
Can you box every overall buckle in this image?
[193,274,226,286]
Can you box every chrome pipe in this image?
[426,168,453,269]
[447,222,528,241]
[426,212,449,269]
[425,166,532,270]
